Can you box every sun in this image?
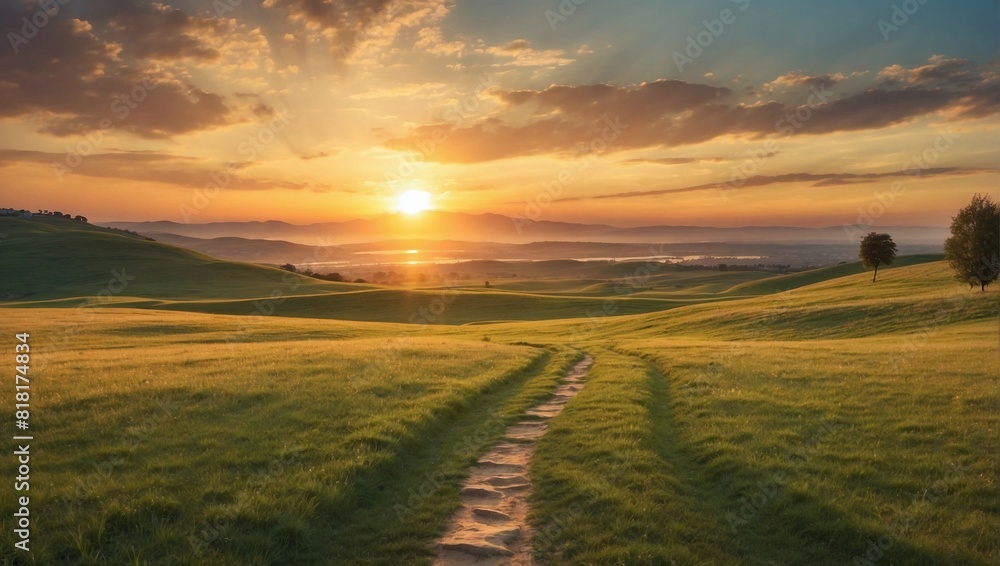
[397,189,432,215]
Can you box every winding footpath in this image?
[435,355,595,565]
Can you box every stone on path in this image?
[434,355,594,565]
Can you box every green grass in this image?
[459,266,774,297]
[1,216,996,564]
[724,254,945,296]
[527,327,996,564]
[6,216,945,326]
[458,259,995,345]
[0,309,588,564]
[0,216,363,301]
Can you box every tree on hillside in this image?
[859,232,897,283]
[279,263,297,273]
[944,193,1000,292]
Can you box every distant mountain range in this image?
[136,234,853,267]
[102,211,949,246]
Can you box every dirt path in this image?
[435,355,594,565]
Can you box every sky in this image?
[0,0,997,227]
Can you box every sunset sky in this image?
[1,0,997,227]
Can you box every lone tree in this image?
[859,232,897,283]
[944,193,1000,292]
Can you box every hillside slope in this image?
[0,216,362,301]
[1,216,962,328]
[473,260,997,342]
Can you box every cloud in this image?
[232,93,279,120]
[417,29,464,55]
[0,4,236,139]
[414,26,465,55]
[619,156,727,166]
[95,1,228,61]
[0,149,186,166]
[263,0,453,61]
[0,149,314,191]
[85,1,281,85]
[765,71,846,92]
[384,79,733,162]
[878,55,975,86]
[383,57,999,163]
[297,150,340,160]
[557,167,992,202]
[478,38,574,68]
[348,82,447,99]
[262,0,393,34]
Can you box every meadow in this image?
[0,216,996,564]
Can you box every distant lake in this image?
[298,254,766,270]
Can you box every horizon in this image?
[98,210,953,231]
[1,1,997,229]
[1,2,997,563]
[1,203,965,230]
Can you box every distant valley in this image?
[102,211,946,276]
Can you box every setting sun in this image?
[398,189,432,215]
[2,1,997,563]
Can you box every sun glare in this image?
[397,189,432,215]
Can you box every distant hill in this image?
[0,215,956,327]
[140,232,943,270]
[101,211,949,246]
[146,232,341,265]
[0,215,363,301]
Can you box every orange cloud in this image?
[384,58,999,163]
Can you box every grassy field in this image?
[528,326,996,564]
[1,216,996,564]
[0,308,587,564]
[6,216,944,325]
[0,217,363,301]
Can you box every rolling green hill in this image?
[0,216,365,301]
[724,254,945,296]
[0,216,949,326]
[0,216,994,564]
[468,260,996,344]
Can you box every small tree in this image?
[944,193,1000,292]
[859,232,897,283]
[279,263,297,273]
